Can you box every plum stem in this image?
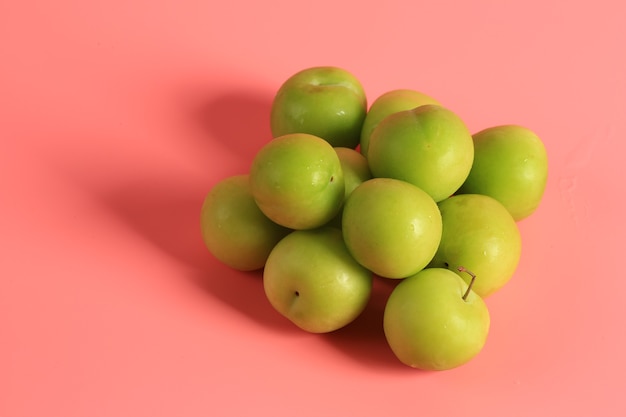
[457,266,477,301]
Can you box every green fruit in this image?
[200,175,291,271]
[270,66,367,148]
[263,227,373,333]
[457,125,548,221]
[383,268,490,370]
[334,146,372,197]
[249,133,345,230]
[327,147,373,229]
[342,178,442,279]
[360,89,441,157]
[428,194,522,297]
[367,104,474,202]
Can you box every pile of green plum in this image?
[200,66,548,371]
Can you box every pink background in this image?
[2,1,625,416]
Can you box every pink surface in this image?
[2,1,625,416]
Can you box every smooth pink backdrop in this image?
[2,1,625,416]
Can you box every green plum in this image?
[457,125,548,221]
[428,194,522,297]
[200,175,291,271]
[342,178,442,279]
[383,268,490,370]
[360,89,441,157]
[326,147,373,228]
[249,133,345,230]
[334,146,372,197]
[270,66,367,148]
[263,227,373,333]
[367,104,474,202]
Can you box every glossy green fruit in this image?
[249,133,345,230]
[270,66,367,148]
[360,89,441,157]
[383,268,490,370]
[457,125,548,221]
[263,227,373,333]
[334,146,372,197]
[367,104,474,202]
[326,147,373,228]
[342,178,442,279]
[428,194,522,297]
[200,175,291,271]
